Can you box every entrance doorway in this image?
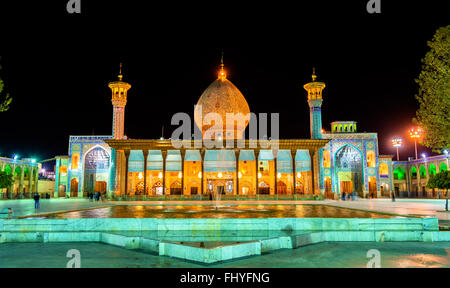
[259,181,270,195]
[58,185,66,197]
[324,177,333,199]
[277,181,287,194]
[95,181,107,193]
[340,181,353,195]
[70,178,78,197]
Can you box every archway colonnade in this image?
[105,139,330,198]
[0,157,40,199]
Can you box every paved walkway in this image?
[0,198,448,222]
[0,242,448,268]
[0,199,114,218]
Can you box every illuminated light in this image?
[422,153,427,159]
[443,150,448,155]
[258,172,262,179]
[218,172,223,178]
[277,173,282,179]
[198,172,202,179]
[138,172,143,180]
[409,128,423,139]
[13,155,18,160]
[238,172,242,179]
[158,172,163,179]
[297,172,301,179]
[178,172,183,179]
[31,159,36,163]
[392,138,402,148]
[321,129,325,134]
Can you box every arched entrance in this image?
[259,181,270,195]
[277,181,287,194]
[84,146,110,196]
[70,178,79,197]
[324,177,333,199]
[170,180,182,195]
[152,181,163,195]
[335,145,363,197]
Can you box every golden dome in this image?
[194,65,250,140]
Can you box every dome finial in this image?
[312,67,317,82]
[218,50,227,80]
[118,62,123,81]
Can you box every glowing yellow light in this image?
[238,172,242,179]
[277,173,282,179]
[138,172,143,180]
[198,172,202,179]
[218,172,223,178]
[258,172,262,179]
[297,172,301,179]
[392,138,402,148]
[158,172,163,179]
[409,128,423,139]
[178,172,182,179]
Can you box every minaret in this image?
[304,68,326,139]
[108,63,131,140]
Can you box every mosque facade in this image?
[51,61,449,200]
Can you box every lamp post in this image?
[392,138,402,161]
[409,128,423,160]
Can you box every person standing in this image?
[33,193,40,209]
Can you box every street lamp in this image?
[409,128,423,160]
[392,138,402,161]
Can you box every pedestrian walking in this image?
[33,193,40,209]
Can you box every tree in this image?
[427,171,450,211]
[0,171,14,190]
[0,56,12,112]
[414,25,450,152]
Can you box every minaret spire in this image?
[304,68,326,139]
[118,63,123,81]
[218,50,227,80]
[109,64,131,140]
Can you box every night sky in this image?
[0,1,448,165]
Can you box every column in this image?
[28,166,33,194]
[34,167,39,193]
[235,150,240,195]
[19,166,24,196]
[291,150,297,195]
[255,150,260,195]
[9,165,15,198]
[143,150,148,195]
[274,155,278,195]
[181,150,185,195]
[309,149,316,196]
[201,149,205,195]
[124,150,130,196]
[162,150,167,195]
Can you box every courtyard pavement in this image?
[0,198,448,223]
[0,242,448,268]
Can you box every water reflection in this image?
[40,205,403,219]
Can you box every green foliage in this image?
[0,171,14,189]
[414,25,450,152]
[427,171,450,191]
[0,56,12,112]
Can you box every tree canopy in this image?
[0,56,12,112]
[414,25,450,152]
[427,171,450,191]
[0,171,13,189]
